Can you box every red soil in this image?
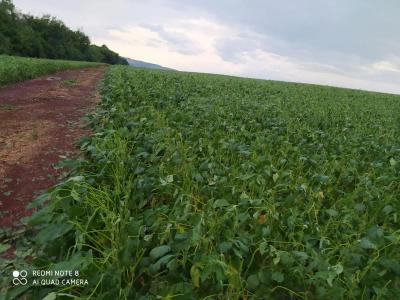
[0,66,106,229]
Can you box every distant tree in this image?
[0,0,128,65]
[0,0,15,53]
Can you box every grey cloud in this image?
[170,0,400,81]
[170,0,400,59]
[142,24,203,55]
[215,37,255,63]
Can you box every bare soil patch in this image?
[0,66,106,229]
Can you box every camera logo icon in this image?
[12,270,28,285]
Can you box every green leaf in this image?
[390,158,397,166]
[71,189,80,201]
[149,245,171,262]
[327,273,335,287]
[272,173,279,183]
[380,258,400,276]
[3,285,31,300]
[25,208,53,226]
[0,243,11,254]
[42,292,57,300]
[50,251,92,275]
[190,265,201,288]
[27,192,50,209]
[326,209,338,217]
[247,274,260,290]
[218,241,232,253]
[272,271,284,283]
[354,203,366,212]
[315,175,329,184]
[213,199,229,209]
[67,175,84,182]
[160,175,174,186]
[166,174,174,183]
[367,225,383,240]
[149,254,174,274]
[332,263,343,275]
[383,205,393,215]
[360,237,376,249]
[292,251,309,263]
[166,258,179,272]
[35,223,73,244]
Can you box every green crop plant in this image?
[0,55,102,86]
[3,66,399,299]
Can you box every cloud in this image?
[12,0,400,94]
[93,20,240,73]
[141,24,203,55]
[371,60,400,74]
[169,0,400,60]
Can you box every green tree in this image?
[0,0,128,65]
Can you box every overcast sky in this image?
[13,0,400,94]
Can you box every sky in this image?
[13,0,400,94]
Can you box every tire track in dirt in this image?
[0,66,106,228]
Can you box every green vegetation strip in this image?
[0,55,101,86]
[4,66,400,299]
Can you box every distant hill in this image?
[125,58,173,70]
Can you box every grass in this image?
[0,104,18,111]
[61,78,78,87]
[2,66,400,299]
[0,55,102,86]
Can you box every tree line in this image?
[0,0,128,65]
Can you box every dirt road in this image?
[0,66,106,228]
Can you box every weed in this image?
[0,104,18,111]
[31,129,38,140]
[61,78,78,87]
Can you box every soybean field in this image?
[0,55,101,86]
[7,66,400,299]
